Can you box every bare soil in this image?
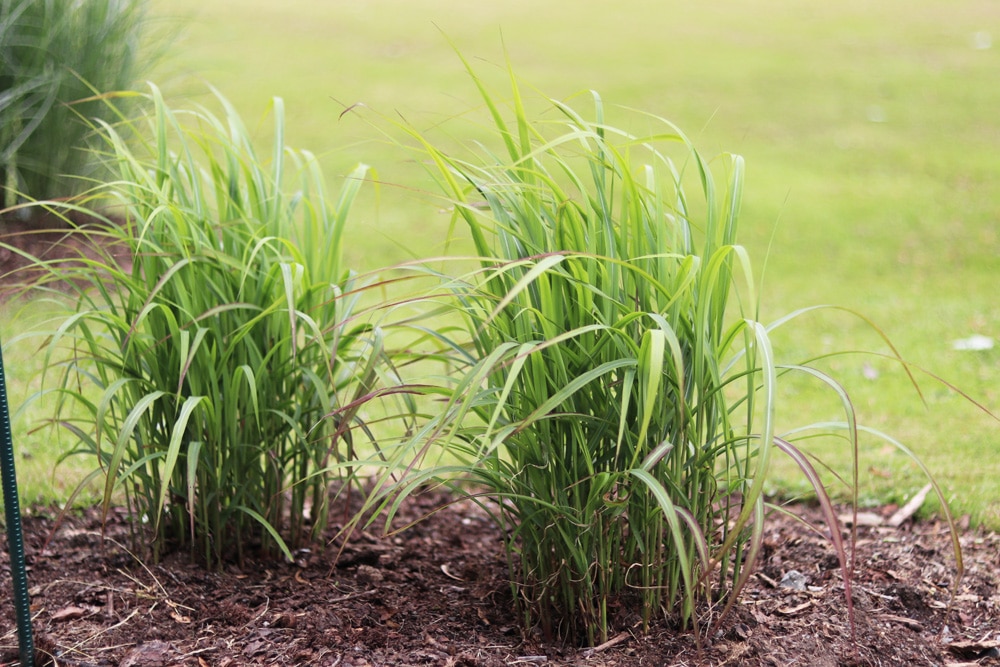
[1,213,999,666]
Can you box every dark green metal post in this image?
[0,337,35,666]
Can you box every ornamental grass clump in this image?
[412,90,766,646]
[21,86,395,567]
[367,61,950,647]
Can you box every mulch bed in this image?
[1,491,999,667]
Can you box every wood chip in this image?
[119,640,175,667]
[755,571,779,588]
[583,631,630,656]
[947,639,1000,657]
[440,563,463,581]
[170,610,192,624]
[776,601,812,616]
[838,511,884,527]
[887,483,932,527]
[878,613,924,632]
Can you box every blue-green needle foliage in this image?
[23,86,387,567]
[375,62,883,647]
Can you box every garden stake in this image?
[0,337,35,666]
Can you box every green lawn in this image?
[5,0,998,525]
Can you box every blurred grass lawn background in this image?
[5,0,998,525]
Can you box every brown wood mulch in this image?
[1,490,998,667]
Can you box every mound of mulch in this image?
[1,490,998,667]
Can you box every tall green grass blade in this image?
[101,389,165,523]
[154,395,204,536]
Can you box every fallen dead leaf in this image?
[50,605,87,622]
[776,601,812,616]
